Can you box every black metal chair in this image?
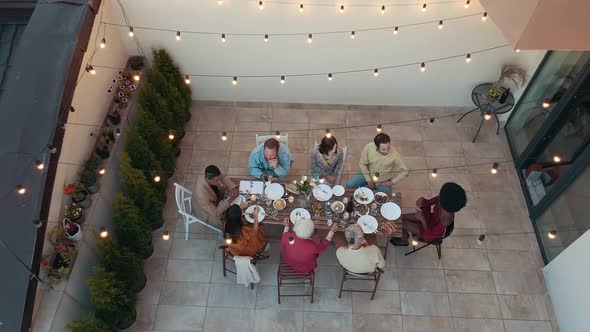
[404,222,454,259]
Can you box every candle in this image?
[342,197,349,204]
[250,194,257,202]
[288,196,295,203]
[326,219,333,226]
[343,212,349,220]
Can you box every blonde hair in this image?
[293,218,315,239]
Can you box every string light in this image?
[465,53,471,63]
[431,168,438,177]
[299,3,304,12]
[429,118,435,124]
[68,106,76,113]
[319,176,325,184]
[98,167,106,175]
[376,124,382,132]
[264,34,269,42]
[325,129,332,138]
[128,27,134,37]
[35,161,44,170]
[275,131,281,138]
[85,65,96,75]
[381,5,385,14]
[307,33,313,43]
[162,231,170,240]
[218,0,222,5]
[100,38,106,48]
[393,26,399,35]
[340,5,344,13]
[553,155,561,163]
[184,75,191,85]
[350,31,356,39]
[133,74,140,81]
[221,132,228,141]
[115,128,121,137]
[328,73,333,80]
[421,3,427,12]
[176,31,181,40]
[464,0,470,8]
[99,227,108,238]
[412,239,419,246]
[221,33,226,42]
[280,75,285,84]
[482,12,488,21]
[420,62,426,72]
[491,162,499,174]
[484,111,492,120]
[259,1,263,10]
[47,144,57,153]
[373,68,379,76]
[232,76,238,85]
[168,130,176,140]
[16,185,26,195]
[288,236,295,245]
[372,172,380,182]
[548,230,557,239]
[438,20,444,29]
[153,175,161,183]
[225,233,232,244]
[542,99,551,109]
[33,219,43,229]
[516,49,521,52]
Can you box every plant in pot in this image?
[88,267,136,329]
[95,143,110,160]
[63,218,82,241]
[101,128,116,146]
[488,64,528,98]
[64,204,83,223]
[65,183,91,208]
[107,107,121,125]
[113,193,153,259]
[135,106,176,174]
[80,170,99,194]
[128,56,145,71]
[41,243,76,285]
[66,315,112,332]
[85,157,102,172]
[97,238,145,293]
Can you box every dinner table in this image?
[236,178,403,256]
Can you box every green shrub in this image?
[138,78,176,132]
[66,315,112,332]
[88,267,135,328]
[145,68,187,133]
[152,48,191,115]
[112,193,152,257]
[80,170,97,188]
[97,237,144,291]
[85,157,102,172]
[124,126,168,194]
[135,106,176,174]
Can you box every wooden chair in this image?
[174,183,222,240]
[338,267,384,300]
[277,258,315,303]
[218,245,267,289]
[405,222,455,259]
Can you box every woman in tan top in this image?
[224,205,267,257]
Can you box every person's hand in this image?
[367,182,376,190]
[268,158,279,169]
[253,206,260,215]
[239,201,248,209]
[230,187,239,197]
[416,197,426,207]
[283,216,290,227]
[326,175,337,184]
[415,208,427,224]
[228,190,238,201]
[379,180,393,187]
[330,222,339,233]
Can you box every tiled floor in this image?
[127,101,558,332]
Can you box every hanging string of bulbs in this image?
[222,0,474,11]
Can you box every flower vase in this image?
[298,192,310,208]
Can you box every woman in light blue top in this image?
[248,138,291,180]
[311,136,343,185]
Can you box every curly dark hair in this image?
[224,204,243,241]
[439,182,467,213]
[374,133,391,147]
[318,136,338,155]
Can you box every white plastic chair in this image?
[256,134,289,147]
[174,183,222,240]
[337,146,348,185]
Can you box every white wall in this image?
[109,0,545,106]
[544,229,590,332]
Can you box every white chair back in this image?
[337,146,348,185]
[174,183,222,240]
[256,134,289,147]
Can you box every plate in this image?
[231,195,246,206]
[374,192,389,205]
[354,187,374,204]
[331,201,345,213]
[273,198,286,210]
[244,205,265,223]
[355,204,370,216]
[264,183,285,200]
[312,184,333,201]
[357,215,378,234]
[290,208,311,223]
[380,202,401,221]
[332,185,345,196]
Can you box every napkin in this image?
[239,181,264,195]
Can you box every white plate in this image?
[331,201,345,213]
[380,202,401,221]
[290,208,311,224]
[231,195,246,206]
[354,187,374,204]
[357,215,378,234]
[312,184,333,201]
[374,192,389,205]
[332,185,345,196]
[264,183,285,200]
[244,205,265,223]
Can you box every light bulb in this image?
[465,54,471,63]
[431,168,438,177]
[482,12,488,21]
[422,3,427,11]
[464,0,470,8]
[548,230,557,239]
[340,5,344,13]
[259,1,263,9]
[100,38,106,48]
[168,130,176,140]
[350,31,355,39]
[420,62,426,72]
[288,236,295,245]
[16,185,26,195]
[99,227,108,238]
[393,26,399,35]
[542,99,551,109]
[328,73,333,80]
[307,33,312,43]
[128,27,134,37]
[484,112,492,120]
[221,33,226,42]
[218,0,222,4]
[264,34,269,42]
[299,4,304,12]
[280,75,285,84]
[372,173,379,182]
[516,49,521,52]
[553,155,561,163]
[232,76,238,85]
[184,75,191,85]
[176,31,181,40]
[412,239,419,246]
[429,118,435,124]
[86,65,96,75]
[438,20,444,29]
[491,162,499,174]
[376,124,382,132]
[133,74,140,81]
[154,175,161,183]
[381,5,385,14]
[373,69,379,76]
[35,161,44,170]
[225,237,232,244]
[162,231,170,240]
[275,131,281,138]
[47,144,58,153]
[221,132,228,141]
[98,167,106,175]
[325,129,332,138]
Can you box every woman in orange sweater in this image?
[224,204,268,257]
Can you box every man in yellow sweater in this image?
[346,133,408,192]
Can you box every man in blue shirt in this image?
[248,138,291,180]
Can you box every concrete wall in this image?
[109,0,545,107]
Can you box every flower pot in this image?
[108,113,121,125]
[63,219,82,241]
[142,241,155,260]
[86,183,99,194]
[64,205,83,222]
[95,146,110,160]
[134,271,147,293]
[73,190,91,209]
[116,307,137,330]
[175,147,181,157]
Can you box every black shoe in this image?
[390,237,409,247]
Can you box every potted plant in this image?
[113,193,153,258]
[66,315,112,332]
[95,144,110,160]
[41,243,76,285]
[64,204,83,222]
[65,184,91,208]
[489,64,528,98]
[98,238,146,293]
[85,157,102,172]
[128,56,145,71]
[88,267,136,329]
[100,128,116,146]
[107,107,121,125]
[63,218,82,241]
[80,170,99,194]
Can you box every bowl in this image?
[273,198,286,210]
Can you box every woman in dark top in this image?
[224,204,268,257]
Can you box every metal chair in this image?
[277,257,315,303]
[174,183,222,240]
[338,267,384,300]
[336,146,348,185]
[255,134,289,147]
[404,222,455,259]
[218,245,267,289]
